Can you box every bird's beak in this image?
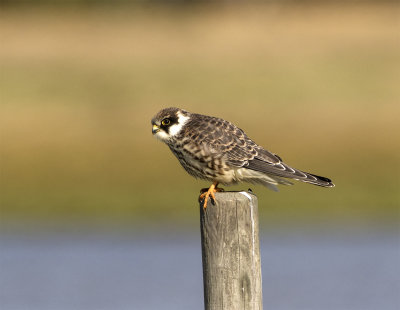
[152,124,160,134]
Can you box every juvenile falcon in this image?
[151,107,334,209]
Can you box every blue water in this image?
[1,231,399,310]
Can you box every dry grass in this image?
[1,4,399,230]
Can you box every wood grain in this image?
[200,191,262,310]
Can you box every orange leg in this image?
[199,182,224,210]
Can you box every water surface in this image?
[1,232,399,310]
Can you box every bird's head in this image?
[151,107,190,142]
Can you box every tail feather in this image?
[245,158,335,188]
[235,167,293,192]
[302,172,335,187]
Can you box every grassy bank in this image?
[1,4,399,231]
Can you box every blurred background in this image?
[1,1,399,309]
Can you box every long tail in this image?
[299,171,335,187]
[245,158,335,188]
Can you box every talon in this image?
[199,182,224,210]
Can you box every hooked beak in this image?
[152,124,160,134]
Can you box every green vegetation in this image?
[1,5,399,231]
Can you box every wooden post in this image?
[200,191,262,310]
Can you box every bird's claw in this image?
[199,183,224,210]
[198,194,216,206]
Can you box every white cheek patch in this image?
[169,112,189,137]
[168,123,183,136]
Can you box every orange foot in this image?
[199,182,225,210]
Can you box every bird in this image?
[151,107,334,209]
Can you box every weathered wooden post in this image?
[200,191,262,310]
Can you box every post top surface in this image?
[209,190,257,202]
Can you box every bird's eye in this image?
[161,118,171,126]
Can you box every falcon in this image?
[151,107,334,209]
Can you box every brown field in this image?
[1,4,399,231]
